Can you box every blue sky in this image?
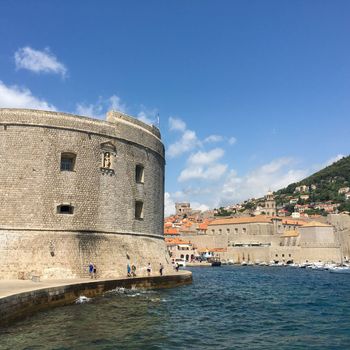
[0,0,349,215]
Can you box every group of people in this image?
[128,262,164,277]
[127,263,137,277]
[88,261,166,279]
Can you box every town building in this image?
[179,214,343,264]
[264,191,276,216]
[175,202,192,217]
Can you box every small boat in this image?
[329,267,350,274]
[241,261,247,266]
[210,257,222,267]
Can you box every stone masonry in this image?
[0,108,170,279]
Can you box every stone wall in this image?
[0,108,168,280]
[0,271,192,327]
[328,214,350,260]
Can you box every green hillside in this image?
[275,155,350,213]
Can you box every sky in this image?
[0,0,349,216]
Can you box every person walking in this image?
[131,264,137,277]
[127,262,131,277]
[89,262,94,279]
[147,263,152,276]
[159,263,164,276]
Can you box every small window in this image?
[57,204,74,214]
[275,254,278,257]
[135,164,144,183]
[211,229,215,234]
[227,228,230,233]
[60,153,76,171]
[135,201,144,219]
[282,254,285,257]
[243,228,247,233]
[235,228,238,233]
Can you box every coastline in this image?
[0,271,192,327]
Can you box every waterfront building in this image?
[0,108,170,280]
[181,214,345,264]
[166,238,197,262]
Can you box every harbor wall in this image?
[0,271,192,327]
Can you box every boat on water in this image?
[329,266,350,274]
[209,257,222,267]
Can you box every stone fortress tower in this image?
[264,191,276,216]
[0,108,170,280]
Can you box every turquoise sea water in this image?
[1,266,350,350]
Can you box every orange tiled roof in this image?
[165,238,192,245]
[208,215,272,226]
[199,222,208,230]
[164,228,180,235]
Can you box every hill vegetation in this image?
[275,155,350,214]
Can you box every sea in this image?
[1,266,350,350]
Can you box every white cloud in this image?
[137,106,158,125]
[204,134,224,143]
[76,96,158,125]
[188,148,225,166]
[191,202,210,212]
[164,192,176,217]
[228,137,237,145]
[178,148,227,182]
[167,129,200,158]
[169,117,186,132]
[109,95,127,113]
[15,47,67,78]
[0,80,56,110]
[220,158,307,205]
[76,95,126,119]
[179,163,228,182]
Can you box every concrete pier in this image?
[0,271,192,327]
